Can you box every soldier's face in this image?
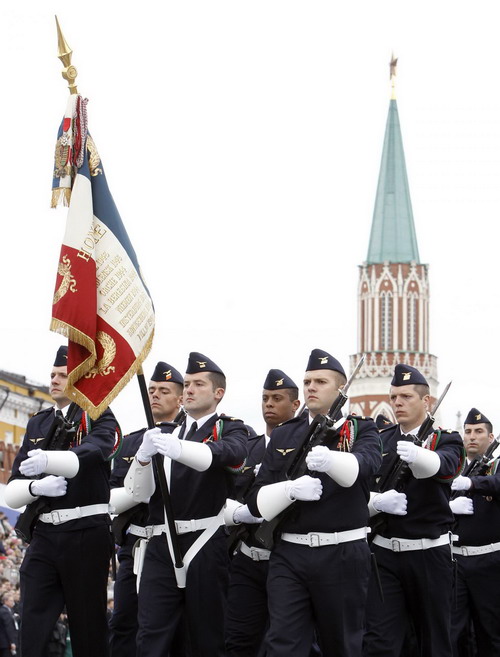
[303,370,339,416]
[463,423,494,458]
[389,385,429,431]
[148,381,182,423]
[261,390,300,430]
[50,366,70,405]
[183,372,224,420]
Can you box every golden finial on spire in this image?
[55,16,78,94]
[389,53,398,100]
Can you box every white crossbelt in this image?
[373,532,452,552]
[281,527,369,548]
[39,504,110,525]
[452,541,500,557]
[129,516,220,538]
[239,541,271,561]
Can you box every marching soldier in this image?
[225,368,301,657]
[5,346,120,657]
[124,352,248,657]
[108,361,184,657]
[246,349,382,657]
[363,364,464,657]
[449,408,500,656]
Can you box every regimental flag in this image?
[51,94,154,419]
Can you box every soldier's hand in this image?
[152,433,182,460]
[372,489,407,515]
[449,497,474,515]
[305,445,333,472]
[253,463,262,476]
[136,428,160,463]
[233,504,263,525]
[19,449,48,477]
[396,441,420,464]
[451,476,472,491]
[285,475,323,502]
[31,475,68,498]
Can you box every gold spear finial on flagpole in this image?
[55,16,78,94]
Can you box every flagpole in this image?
[54,17,185,583]
[136,368,185,572]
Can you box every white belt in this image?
[452,542,500,557]
[39,504,110,525]
[281,527,369,548]
[373,532,452,552]
[239,541,271,561]
[129,516,221,538]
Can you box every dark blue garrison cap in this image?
[391,364,428,387]
[186,352,224,376]
[53,346,68,367]
[464,408,491,426]
[151,362,183,385]
[305,349,346,378]
[263,369,298,391]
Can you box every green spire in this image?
[366,99,420,264]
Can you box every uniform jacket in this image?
[247,414,382,534]
[373,423,464,539]
[454,464,500,546]
[148,413,248,524]
[10,405,118,532]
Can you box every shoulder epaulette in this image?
[347,413,373,422]
[276,415,304,428]
[219,414,243,422]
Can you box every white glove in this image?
[19,450,48,477]
[31,475,68,498]
[285,475,322,502]
[136,428,160,463]
[253,463,262,476]
[152,433,182,460]
[305,445,359,487]
[233,504,264,525]
[396,441,420,464]
[449,497,474,515]
[372,489,407,515]
[451,476,472,491]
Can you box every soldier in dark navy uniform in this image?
[124,352,248,657]
[363,364,464,657]
[108,361,184,657]
[225,368,300,657]
[5,346,119,657]
[449,408,500,657]
[246,349,382,657]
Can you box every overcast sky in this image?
[1,2,500,436]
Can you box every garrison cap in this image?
[263,369,298,391]
[375,414,394,430]
[306,349,346,378]
[464,407,491,426]
[151,362,183,385]
[53,345,68,367]
[186,352,224,376]
[391,364,428,387]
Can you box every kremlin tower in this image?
[349,58,438,421]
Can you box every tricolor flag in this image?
[50,94,154,419]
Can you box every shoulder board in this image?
[32,407,53,417]
[276,415,304,428]
[218,414,243,422]
[123,428,147,439]
[347,414,373,422]
[379,424,396,434]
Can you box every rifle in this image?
[254,355,365,550]
[450,435,500,500]
[15,403,79,543]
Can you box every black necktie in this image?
[183,422,197,441]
